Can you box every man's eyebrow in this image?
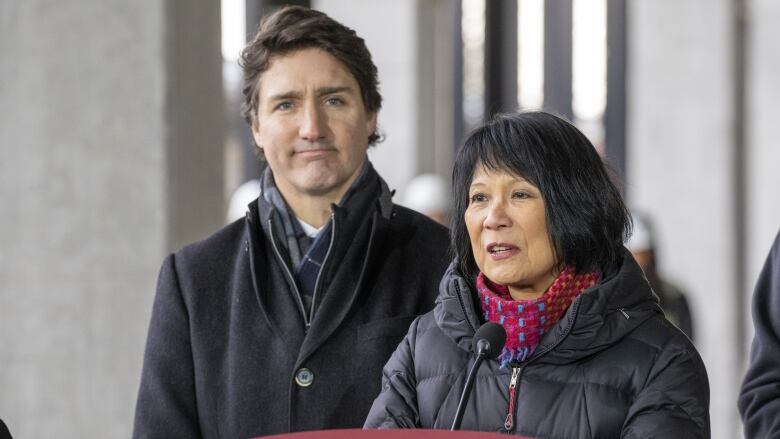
[266,86,355,102]
[267,91,302,101]
[316,86,355,96]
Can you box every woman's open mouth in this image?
[486,242,519,260]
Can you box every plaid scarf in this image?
[477,267,601,367]
[261,161,372,310]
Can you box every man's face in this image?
[251,48,376,202]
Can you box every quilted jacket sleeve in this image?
[364,318,423,429]
[132,254,202,439]
[739,231,780,438]
[622,330,710,439]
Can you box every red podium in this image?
[261,429,531,438]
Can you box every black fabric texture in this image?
[739,230,780,439]
[0,419,11,439]
[364,251,711,438]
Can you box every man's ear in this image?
[366,112,377,137]
[251,116,262,150]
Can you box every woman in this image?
[364,112,710,438]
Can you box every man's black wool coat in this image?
[133,186,450,438]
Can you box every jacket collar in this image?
[246,162,396,364]
[434,249,663,364]
[252,161,393,237]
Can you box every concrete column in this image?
[312,0,458,195]
[414,0,459,179]
[746,0,780,312]
[165,0,226,249]
[0,0,223,437]
[627,1,738,437]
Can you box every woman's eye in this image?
[470,193,487,203]
[512,191,530,199]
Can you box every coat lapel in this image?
[296,209,390,364]
[247,199,306,351]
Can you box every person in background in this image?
[739,230,780,438]
[626,212,695,340]
[365,112,710,438]
[401,173,450,226]
[133,6,450,438]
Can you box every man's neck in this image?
[270,161,367,228]
[283,191,339,229]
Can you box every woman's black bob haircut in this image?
[451,111,632,281]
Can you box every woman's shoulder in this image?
[630,312,698,355]
[619,313,707,385]
[405,311,471,373]
[406,311,443,342]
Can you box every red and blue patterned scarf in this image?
[477,267,601,367]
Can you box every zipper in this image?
[618,308,630,319]
[267,218,310,327]
[504,366,522,431]
[500,296,584,432]
[308,212,336,327]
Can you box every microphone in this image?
[451,322,507,431]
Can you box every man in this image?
[626,211,694,340]
[132,6,450,438]
[739,230,780,438]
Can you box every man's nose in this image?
[484,201,512,230]
[299,103,326,141]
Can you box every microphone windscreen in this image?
[472,322,507,359]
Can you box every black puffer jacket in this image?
[365,252,710,438]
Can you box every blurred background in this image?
[1,0,779,437]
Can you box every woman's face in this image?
[465,165,559,300]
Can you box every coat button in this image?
[295,368,314,387]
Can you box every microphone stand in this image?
[450,341,488,431]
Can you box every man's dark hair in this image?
[450,111,632,281]
[239,5,382,145]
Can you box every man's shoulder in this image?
[370,204,450,275]
[382,204,450,258]
[388,204,449,242]
[173,218,250,265]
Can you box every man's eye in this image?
[326,97,344,106]
[275,101,293,111]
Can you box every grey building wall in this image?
[0,0,223,437]
[628,1,737,436]
[628,0,780,437]
[746,0,780,305]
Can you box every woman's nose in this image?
[483,201,511,230]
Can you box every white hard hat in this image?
[401,173,450,214]
[627,211,654,252]
[227,179,262,222]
